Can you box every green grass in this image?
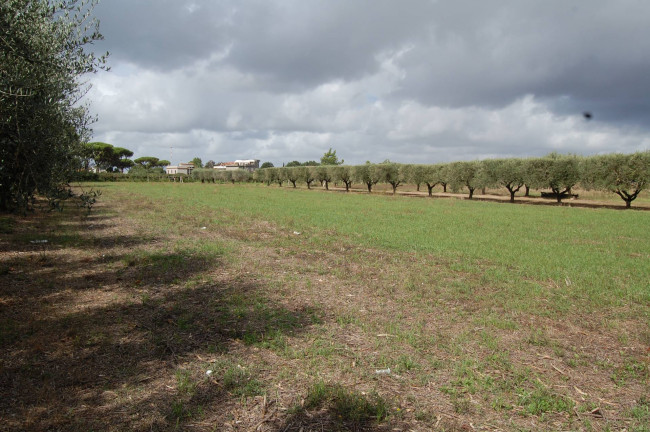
[46,181,646,430]
[101,182,650,309]
[300,381,390,423]
[518,386,574,415]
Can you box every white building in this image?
[165,162,195,175]
[215,159,260,172]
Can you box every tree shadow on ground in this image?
[0,209,320,431]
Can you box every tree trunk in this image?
[468,188,474,199]
[366,182,372,193]
[510,190,516,202]
[615,189,638,208]
[524,185,530,196]
[427,184,434,197]
[442,183,447,193]
[416,183,420,192]
[290,180,296,188]
[324,181,329,190]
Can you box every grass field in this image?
[1,182,648,431]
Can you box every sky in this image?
[86,0,650,166]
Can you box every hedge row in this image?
[254,152,650,208]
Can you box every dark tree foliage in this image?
[0,0,108,211]
[134,156,165,169]
[84,142,133,172]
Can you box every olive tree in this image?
[448,161,482,199]
[583,152,650,208]
[231,169,250,183]
[480,158,526,202]
[405,164,427,192]
[374,163,404,194]
[192,168,212,183]
[525,153,582,203]
[352,164,382,193]
[297,166,316,189]
[1,0,108,211]
[260,168,275,186]
[286,167,300,188]
[420,164,446,196]
[331,165,353,191]
[314,166,332,190]
[217,170,232,183]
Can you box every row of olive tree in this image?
[253,152,650,208]
[192,168,252,184]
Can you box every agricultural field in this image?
[0,182,648,431]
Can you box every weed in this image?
[451,396,472,414]
[526,328,550,347]
[302,381,390,423]
[629,397,650,422]
[518,386,573,415]
[396,354,420,373]
[221,363,263,397]
[175,369,196,395]
[611,358,649,386]
[491,396,513,411]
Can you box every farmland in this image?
[1,182,648,431]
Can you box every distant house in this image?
[214,162,240,171]
[165,162,195,175]
[215,159,260,172]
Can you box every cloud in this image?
[87,1,650,165]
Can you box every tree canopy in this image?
[84,142,134,172]
[134,156,168,170]
[1,0,108,211]
[320,148,344,166]
[584,151,650,207]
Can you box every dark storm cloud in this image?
[392,1,650,125]
[93,0,234,70]
[88,0,650,164]
[223,0,435,89]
